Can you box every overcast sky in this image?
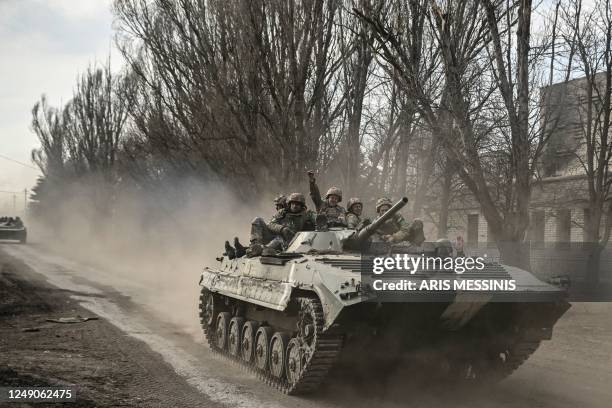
[0,0,121,212]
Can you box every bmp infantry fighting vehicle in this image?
[0,217,26,244]
[198,198,569,394]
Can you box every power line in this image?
[0,153,40,171]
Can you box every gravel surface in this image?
[0,251,219,407]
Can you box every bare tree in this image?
[556,0,612,283]
[114,0,349,191]
[355,0,444,218]
[338,1,375,194]
[31,96,67,179]
[359,0,562,269]
[63,65,133,177]
[30,62,134,220]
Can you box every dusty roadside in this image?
[0,249,217,408]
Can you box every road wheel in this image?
[241,321,260,363]
[269,332,290,379]
[285,338,302,385]
[228,317,245,357]
[215,312,231,350]
[254,326,273,371]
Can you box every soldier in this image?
[273,194,287,211]
[264,192,317,254]
[307,170,346,227]
[374,197,425,245]
[245,194,288,258]
[346,197,369,230]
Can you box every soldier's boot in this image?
[234,237,247,258]
[246,243,263,258]
[224,241,236,260]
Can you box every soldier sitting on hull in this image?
[345,197,370,230]
[307,171,346,227]
[243,194,287,258]
[373,197,426,245]
[263,193,317,255]
[225,194,287,259]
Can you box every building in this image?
[437,74,612,280]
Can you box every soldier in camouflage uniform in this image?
[307,171,346,227]
[273,194,287,211]
[345,197,369,230]
[245,194,288,257]
[374,197,425,245]
[264,193,317,254]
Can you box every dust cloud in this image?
[17,179,612,408]
[27,178,278,337]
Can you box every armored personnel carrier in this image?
[0,217,27,244]
[199,198,569,394]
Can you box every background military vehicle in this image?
[198,198,570,394]
[0,217,27,244]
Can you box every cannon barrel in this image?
[355,197,408,242]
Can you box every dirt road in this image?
[1,243,611,408]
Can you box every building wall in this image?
[540,76,592,178]
[571,209,585,242]
[431,75,612,281]
[446,207,591,245]
[445,210,491,245]
[443,205,611,282]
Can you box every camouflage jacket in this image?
[346,212,370,230]
[375,213,410,242]
[309,181,347,226]
[267,208,317,234]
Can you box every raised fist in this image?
[307,170,316,181]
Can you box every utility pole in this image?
[24,189,27,216]
[13,194,16,213]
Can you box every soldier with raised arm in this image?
[307,170,346,227]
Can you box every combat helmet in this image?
[273,194,287,209]
[376,197,393,213]
[325,187,342,202]
[347,197,362,212]
[287,192,306,207]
